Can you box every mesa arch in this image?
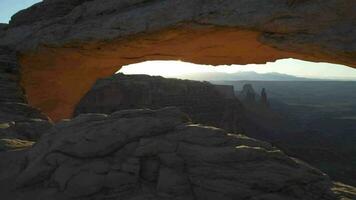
[0,0,355,121]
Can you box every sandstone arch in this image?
[0,0,355,121]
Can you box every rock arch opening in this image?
[18,26,356,121]
[1,1,356,197]
[118,59,356,80]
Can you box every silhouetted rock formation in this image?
[238,84,269,108]
[0,46,52,140]
[1,107,353,200]
[235,84,291,140]
[260,88,269,107]
[75,73,244,133]
[239,84,257,104]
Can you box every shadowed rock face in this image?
[74,73,245,133]
[0,0,355,120]
[260,88,269,107]
[0,46,52,140]
[239,84,257,104]
[3,107,354,200]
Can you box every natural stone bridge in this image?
[0,0,355,121]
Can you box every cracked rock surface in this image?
[4,107,354,200]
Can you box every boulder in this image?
[1,107,354,199]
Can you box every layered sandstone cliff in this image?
[74,73,244,133]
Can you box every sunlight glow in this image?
[119,59,356,80]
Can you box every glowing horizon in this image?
[119,59,356,80]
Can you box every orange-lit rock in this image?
[20,26,327,121]
[0,0,354,120]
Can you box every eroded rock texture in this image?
[3,107,353,200]
[74,73,244,133]
[2,0,356,63]
[0,0,354,120]
[0,46,52,140]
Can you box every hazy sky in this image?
[2,1,356,80]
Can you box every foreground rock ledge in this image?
[0,0,355,120]
[1,107,353,200]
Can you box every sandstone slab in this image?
[1,107,353,200]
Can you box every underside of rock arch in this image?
[19,25,333,121]
[1,0,356,121]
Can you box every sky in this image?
[2,1,356,80]
[0,0,41,23]
[119,59,356,80]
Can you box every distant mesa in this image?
[74,73,244,133]
[181,71,313,81]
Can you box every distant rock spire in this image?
[240,84,256,104]
[260,88,269,107]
